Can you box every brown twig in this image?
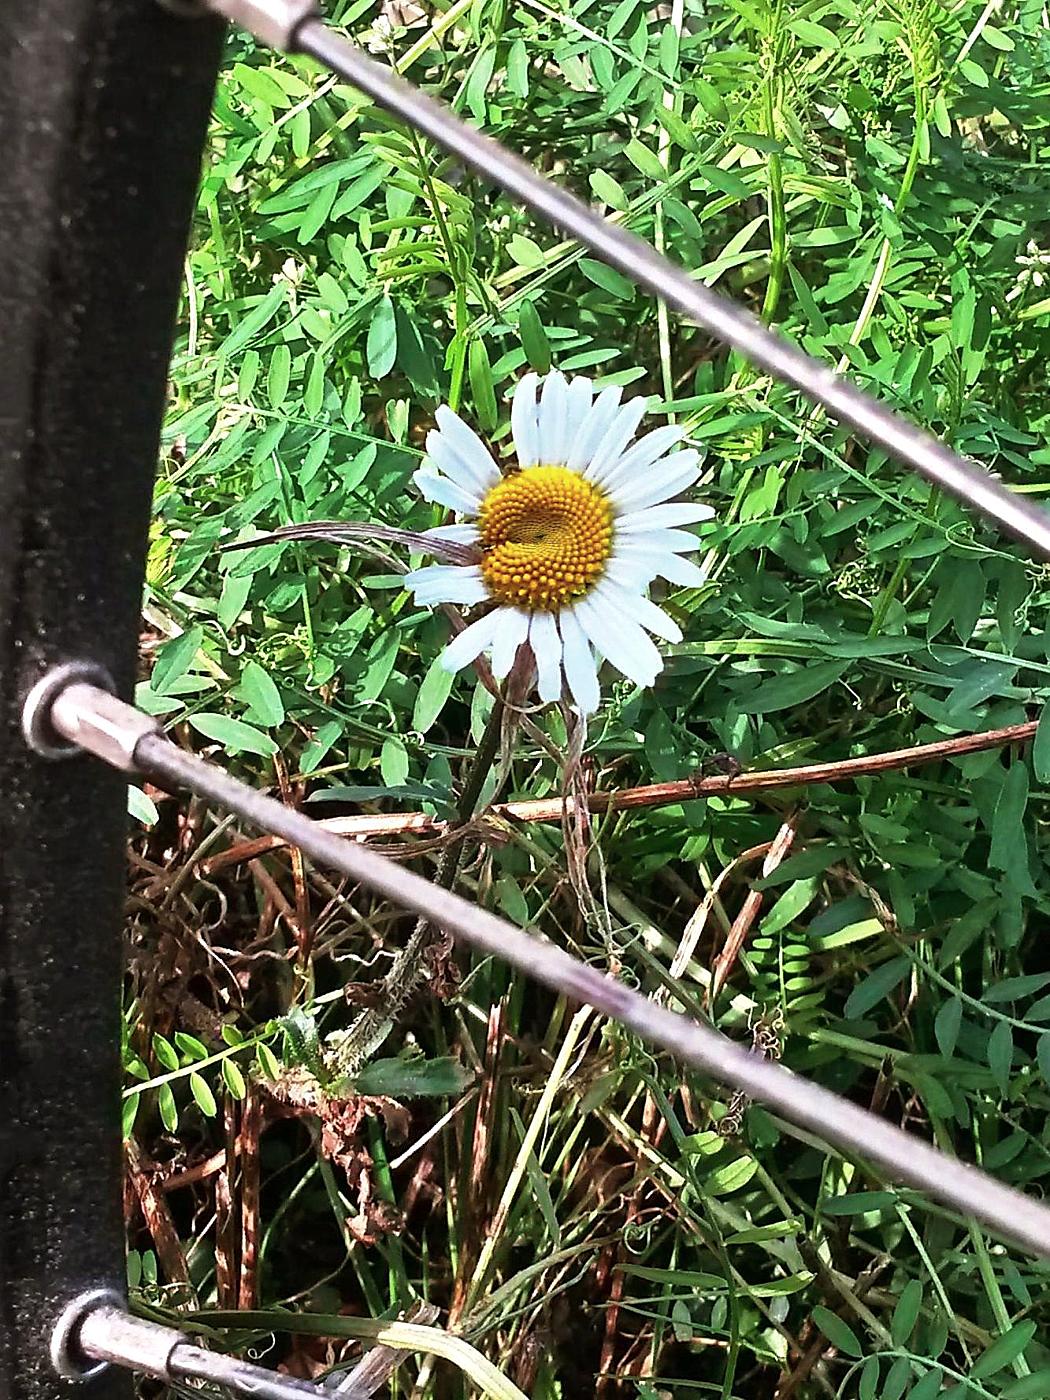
[238,1086,262,1311]
[201,720,1036,876]
[710,813,800,1004]
[126,1137,191,1288]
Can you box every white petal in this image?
[566,385,622,471]
[615,527,701,554]
[433,407,501,493]
[511,372,540,468]
[607,452,701,513]
[592,579,682,643]
[423,522,481,544]
[559,609,601,714]
[491,608,530,679]
[537,371,570,465]
[603,557,661,591]
[563,376,594,450]
[440,611,502,673]
[415,467,482,515]
[610,549,706,587]
[616,502,715,532]
[592,425,683,490]
[582,397,648,484]
[406,564,489,607]
[575,594,663,688]
[529,610,563,704]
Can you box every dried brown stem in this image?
[710,813,799,1004]
[202,720,1036,876]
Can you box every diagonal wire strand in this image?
[198,0,1050,561]
[41,681,1050,1258]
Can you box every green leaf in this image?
[222,1058,247,1100]
[811,1307,863,1357]
[367,294,398,379]
[1036,1033,1050,1083]
[1033,704,1050,783]
[189,712,278,757]
[468,339,498,432]
[217,282,286,362]
[153,1034,179,1071]
[267,343,291,409]
[844,956,910,1019]
[908,1369,942,1400]
[356,630,400,703]
[413,654,456,733]
[740,662,847,713]
[934,997,962,1057]
[1002,1369,1050,1399]
[984,974,1050,1003]
[789,18,839,46]
[257,1042,281,1082]
[518,298,551,373]
[122,1095,139,1140]
[859,1356,881,1400]
[152,626,204,696]
[971,1321,1036,1379]
[190,1072,218,1118]
[589,170,629,210]
[174,1032,209,1061]
[821,1191,896,1216]
[353,1056,472,1097]
[237,660,285,727]
[705,1153,759,1195]
[759,877,818,936]
[989,760,1028,871]
[891,1279,923,1346]
[987,1020,1013,1097]
[380,735,409,787]
[157,1082,178,1133]
[507,234,545,268]
[127,785,159,828]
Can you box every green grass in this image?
[126,0,1050,1394]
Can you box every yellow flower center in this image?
[478,466,613,611]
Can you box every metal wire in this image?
[196,1,1050,560]
[37,678,1050,1258]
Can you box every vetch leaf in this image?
[190,1072,218,1118]
[518,298,551,373]
[380,736,409,787]
[413,654,456,733]
[934,997,962,1058]
[844,956,910,1019]
[222,1058,247,1100]
[891,1279,923,1346]
[127,785,159,828]
[152,626,204,696]
[237,660,284,727]
[1033,703,1050,783]
[987,1020,1013,1097]
[189,713,278,757]
[267,343,291,409]
[157,1082,178,1133]
[971,1321,1036,1379]
[811,1307,863,1357]
[760,877,818,935]
[367,294,398,379]
[741,661,846,713]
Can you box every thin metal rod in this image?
[71,1299,343,1400]
[41,680,1050,1258]
[270,18,1050,559]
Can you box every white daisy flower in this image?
[405,371,714,714]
